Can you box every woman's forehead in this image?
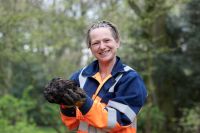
[90,27,112,37]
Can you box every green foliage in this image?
[0,95,25,122]
[179,104,200,133]
[138,104,165,133]
[0,93,52,133]
[0,119,42,133]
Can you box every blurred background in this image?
[0,0,200,133]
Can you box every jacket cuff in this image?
[78,96,93,115]
[60,106,76,117]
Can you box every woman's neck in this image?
[98,57,116,80]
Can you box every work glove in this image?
[43,77,86,107]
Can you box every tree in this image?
[0,0,87,132]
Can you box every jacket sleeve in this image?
[60,106,79,130]
[78,71,147,132]
[60,70,82,130]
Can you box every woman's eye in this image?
[92,43,97,45]
[104,39,110,43]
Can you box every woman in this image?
[60,21,147,133]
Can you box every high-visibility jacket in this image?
[60,57,147,133]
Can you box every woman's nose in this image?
[99,41,106,49]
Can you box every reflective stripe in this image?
[96,128,105,133]
[89,126,106,133]
[131,117,137,128]
[78,121,88,132]
[107,100,136,122]
[79,121,106,133]
[79,67,87,88]
[123,65,133,71]
[78,119,136,133]
[108,74,123,92]
[107,107,117,128]
[88,126,96,133]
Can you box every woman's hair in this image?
[86,20,120,48]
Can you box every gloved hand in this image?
[43,77,86,107]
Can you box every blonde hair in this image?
[86,20,120,48]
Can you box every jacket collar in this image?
[82,56,125,77]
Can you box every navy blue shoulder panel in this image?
[69,69,82,87]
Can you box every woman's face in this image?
[89,27,120,64]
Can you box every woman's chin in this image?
[98,56,115,64]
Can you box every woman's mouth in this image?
[99,50,110,57]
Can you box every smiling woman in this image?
[58,20,148,133]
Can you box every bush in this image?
[179,103,200,133]
[138,104,165,133]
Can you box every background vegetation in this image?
[0,0,199,133]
